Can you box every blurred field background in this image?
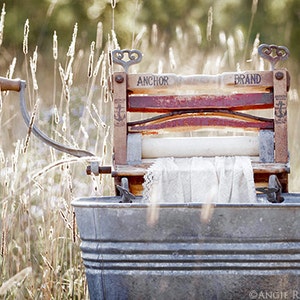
[0,0,299,298]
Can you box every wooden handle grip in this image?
[0,77,22,91]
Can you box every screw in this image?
[115,75,124,83]
[86,166,91,175]
[275,72,284,80]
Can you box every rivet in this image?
[275,72,284,80]
[115,75,124,83]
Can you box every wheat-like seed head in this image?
[151,24,158,46]
[111,0,116,9]
[30,47,39,90]
[227,35,236,67]
[93,51,104,78]
[111,29,119,50]
[6,57,17,80]
[65,56,74,83]
[53,105,60,124]
[88,41,95,78]
[252,0,258,14]
[96,22,103,50]
[62,113,67,132]
[0,3,6,47]
[235,28,245,51]
[134,25,147,48]
[23,19,29,55]
[53,30,58,60]
[219,31,226,46]
[30,58,38,90]
[193,24,202,46]
[67,23,78,58]
[206,6,213,42]
[168,47,176,70]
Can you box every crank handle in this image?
[0,77,23,92]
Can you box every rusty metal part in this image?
[256,175,283,203]
[116,177,135,203]
[258,44,289,70]
[112,49,142,73]
[86,165,112,175]
[0,77,22,91]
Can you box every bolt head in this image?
[115,75,124,83]
[275,72,284,80]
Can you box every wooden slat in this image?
[128,92,273,112]
[113,72,127,164]
[127,71,273,94]
[128,113,273,134]
[273,70,288,163]
[112,162,289,177]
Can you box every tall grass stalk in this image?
[0,4,6,47]
[23,19,32,107]
[243,0,259,64]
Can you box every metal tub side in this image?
[72,194,300,300]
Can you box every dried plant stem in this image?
[243,0,259,64]
[52,31,58,108]
[23,98,40,154]
[111,0,116,30]
[96,22,103,51]
[206,6,213,42]
[0,267,32,295]
[23,19,33,106]
[80,52,105,144]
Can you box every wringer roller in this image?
[4,44,300,299]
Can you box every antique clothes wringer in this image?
[4,44,290,203]
[95,44,290,203]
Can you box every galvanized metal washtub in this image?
[72,194,300,300]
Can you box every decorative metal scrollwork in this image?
[258,44,289,70]
[112,49,142,72]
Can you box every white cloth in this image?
[142,156,257,204]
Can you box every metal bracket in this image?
[112,49,142,73]
[258,44,289,70]
[256,175,283,203]
[117,177,135,203]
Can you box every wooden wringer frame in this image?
[94,44,290,203]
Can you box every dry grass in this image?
[0,2,299,299]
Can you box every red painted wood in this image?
[128,93,273,112]
[129,115,274,133]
